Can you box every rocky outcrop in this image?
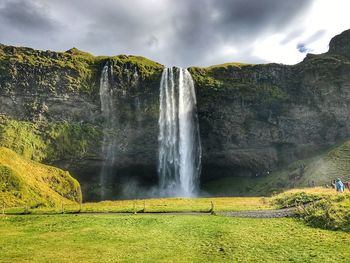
[0,30,350,199]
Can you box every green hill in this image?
[0,147,82,208]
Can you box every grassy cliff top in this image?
[0,147,82,207]
[0,43,164,95]
[0,44,163,69]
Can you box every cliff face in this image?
[0,30,350,199]
[0,45,163,199]
[191,38,350,180]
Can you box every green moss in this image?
[190,66,288,119]
[0,44,164,96]
[0,118,47,161]
[0,165,23,192]
[205,62,256,69]
[0,117,102,163]
[109,55,163,77]
[45,121,102,161]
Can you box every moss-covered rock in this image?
[0,44,163,97]
[0,116,102,163]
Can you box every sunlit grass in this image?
[0,147,81,208]
[0,214,349,262]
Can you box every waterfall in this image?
[158,67,202,197]
[99,63,117,200]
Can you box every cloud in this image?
[304,29,326,44]
[0,0,349,66]
[295,30,326,54]
[0,0,59,33]
[0,0,62,47]
[297,43,309,53]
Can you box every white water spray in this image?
[99,63,117,199]
[158,67,202,197]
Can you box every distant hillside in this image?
[0,147,82,207]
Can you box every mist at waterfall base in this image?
[98,64,202,200]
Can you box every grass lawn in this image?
[1,214,350,262]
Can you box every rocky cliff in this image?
[0,29,350,200]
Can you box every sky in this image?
[0,0,350,67]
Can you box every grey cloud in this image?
[280,29,305,45]
[158,0,313,66]
[0,0,58,33]
[304,29,326,44]
[0,0,315,66]
[297,43,309,53]
[295,30,326,54]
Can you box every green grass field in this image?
[1,188,349,262]
[1,214,350,263]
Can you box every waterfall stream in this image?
[158,67,202,197]
[99,63,117,199]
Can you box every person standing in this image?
[335,178,345,192]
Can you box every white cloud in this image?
[253,0,350,64]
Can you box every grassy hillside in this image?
[203,139,350,196]
[0,147,82,207]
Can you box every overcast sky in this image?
[0,0,349,67]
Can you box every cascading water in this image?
[158,67,202,197]
[99,63,117,199]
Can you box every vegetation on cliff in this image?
[0,44,163,96]
[0,147,82,207]
[189,64,290,120]
[0,116,102,163]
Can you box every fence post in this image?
[61,203,64,214]
[2,202,4,216]
[133,201,137,214]
[143,200,146,213]
[210,201,215,215]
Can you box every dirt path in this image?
[218,207,297,218]
[4,208,297,218]
[68,207,298,218]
